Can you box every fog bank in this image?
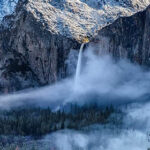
[0,45,150,149]
[0,46,150,109]
[23,100,150,150]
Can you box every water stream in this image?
[74,43,85,90]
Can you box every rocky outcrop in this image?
[19,0,150,42]
[0,0,80,92]
[92,5,150,66]
[0,0,150,92]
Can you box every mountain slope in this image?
[92,5,150,66]
[26,0,150,42]
[1,0,150,40]
[0,0,150,92]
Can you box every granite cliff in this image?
[92,5,150,66]
[0,0,150,92]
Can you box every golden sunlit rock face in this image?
[82,37,90,43]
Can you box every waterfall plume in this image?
[74,43,85,90]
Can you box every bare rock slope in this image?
[0,0,150,92]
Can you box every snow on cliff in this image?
[26,0,150,41]
[0,0,150,41]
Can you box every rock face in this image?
[0,0,80,92]
[0,0,150,92]
[92,5,150,66]
[18,0,150,42]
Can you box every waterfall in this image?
[74,43,85,89]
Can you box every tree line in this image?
[0,104,121,137]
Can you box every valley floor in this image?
[0,104,122,150]
[0,100,149,150]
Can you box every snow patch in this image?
[27,0,150,41]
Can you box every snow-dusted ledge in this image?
[27,0,150,41]
[0,0,150,41]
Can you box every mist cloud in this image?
[0,44,150,149]
[0,45,150,109]
[32,100,150,150]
